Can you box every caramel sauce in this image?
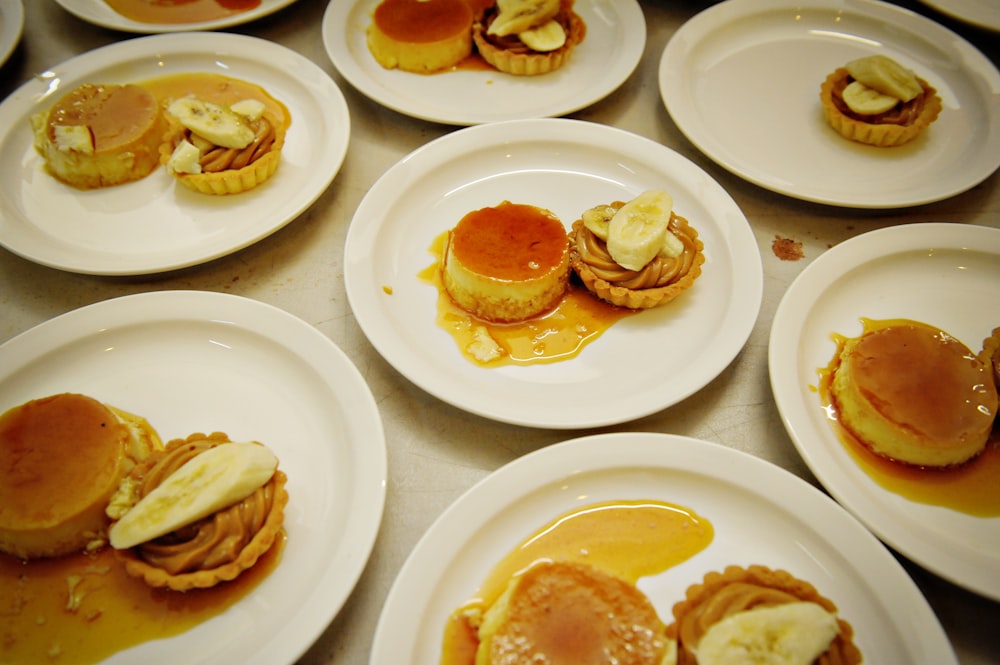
[817,318,1000,516]
[440,499,714,665]
[421,232,639,366]
[373,0,472,42]
[451,202,566,281]
[102,0,262,25]
[0,535,283,664]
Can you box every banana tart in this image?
[160,96,285,195]
[569,190,705,310]
[367,0,474,73]
[473,0,586,76]
[820,54,942,147]
[669,565,862,665]
[107,431,288,590]
[31,83,167,189]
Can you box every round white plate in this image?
[370,433,956,665]
[659,0,1000,208]
[0,290,387,665]
[322,0,646,125]
[0,32,350,275]
[0,0,23,68]
[769,222,1000,600]
[344,118,763,429]
[916,0,1000,31]
[53,0,300,33]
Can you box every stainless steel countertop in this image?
[1,1,998,663]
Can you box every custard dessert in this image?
[367,0,474,73]
[0,393,160,559]
[569,190,704,309]
[820,54,942,147]
[476,560,670,665]
[442,200,570,322]
[473,0,586,75]
[160,95,285,195]
[670,565,862,665]
[831,319,997,467]
[107,431,287,590]
[31,83,167,189]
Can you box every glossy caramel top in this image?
[46,84,158,153]
[373,0,473,43]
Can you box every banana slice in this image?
[606,190,674,271]
[519,19,566,52]
[845,55,922,102]
[581,203,617,240]
[108,441,278,550]
[167,98,255,150]
[167,139,203,175]
[53,125,95,154]
[694,602,839,665]
[230,98,266,121]
[842,80,899,115]
[488,0,560,37]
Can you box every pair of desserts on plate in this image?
[367,0,586,76]
[442,190,705,324]
[31,75,286,195]
[0,392,287,591]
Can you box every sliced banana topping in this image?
[108,441,278,550]
[694,602,839,665]
[167,139,203,175]
[581,203,617,240]
[606,190,675,271]
[229,98,266,122]
[845,55,922,103]
[519,19,566,52]
[53,125,95,154]
[167,97,255,150]
[842,80,899,115]
[489,0,560,37]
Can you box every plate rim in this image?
[370,431,957,664]
[0,31,350,275]
[0,0,23,68]
[658,0,1000,208]
[51,0,300,33]
[768,221,1000,600]
[0,290,388,665]
[915,0,1000,32]
[321,0,647,126]
[343,117,763,428]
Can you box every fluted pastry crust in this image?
[569,204,704,309]
[473,2,586,75]
[670,565,862,665]
[820,68,942,147]
[113,432,287,591]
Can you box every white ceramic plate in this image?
[916,0,1000,31]
[370,433,957,664]
[344,119,763,429]
[323,0,645,125]
[0,290,387,665]
[0,32,350,275]
[0,0,23,68]
[769,222,1000,600]
[659,0,1000,208]
[52,0,299,33]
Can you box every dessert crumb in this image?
[772,235,804,261]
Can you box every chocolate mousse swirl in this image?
[829,68,931,126]
[128,435,281,575]
[187,117,277,173]
[574,212,701,290]
[673,566,862,665]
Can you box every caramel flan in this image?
[442,201,569,322]
[831,320,998,467]
[476,560,669,665]
[31,83,167,189]
[0,393,160,559]
[367,0,474,73]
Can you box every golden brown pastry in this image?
[31,83,167,189]
[108,431,288,590]
[473,0,586,75]
[569,191,704,309]
[0,393,160,559]
[819,55,942,147]
[670,565,862,665]
[831,320,997,467]
[367,0,474,73]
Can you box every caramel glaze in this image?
[45,84,159,153]
[828,69,932,126]
[373,0,473,42]
[102,0,262,25]
[818,318,1000,516]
